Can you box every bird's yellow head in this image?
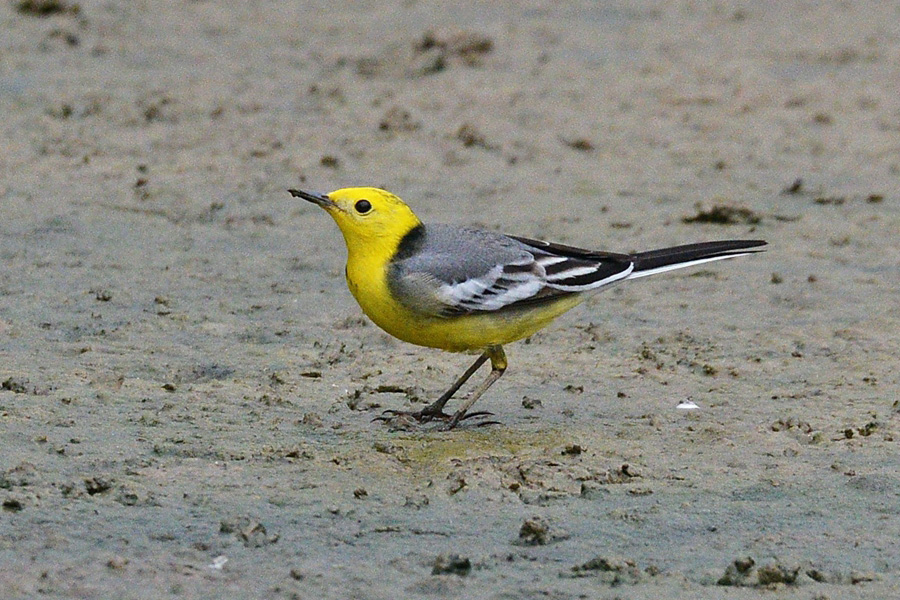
[289,187,422,256]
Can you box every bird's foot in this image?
[374,408,499,429]
[446,410,501,430]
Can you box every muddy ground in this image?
[1,1,899,598]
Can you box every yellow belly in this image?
[346,260,585,352]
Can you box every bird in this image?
[289,187,766,429]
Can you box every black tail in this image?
[630,240,766,279]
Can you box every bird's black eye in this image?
[354,199,372,214]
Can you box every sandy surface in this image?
[2,1,899,598]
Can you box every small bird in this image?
[290,187,765,428]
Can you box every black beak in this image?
[288,188,334,208]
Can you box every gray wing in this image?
[387,224,635,317]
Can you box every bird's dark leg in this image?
[376,347,505,426]
[416,351,489,420]
[446,346,507,429]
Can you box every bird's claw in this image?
[446,411,499,429]
[374,408,498,429]
[372,408,448,423]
